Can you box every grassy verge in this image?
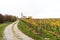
[0,22,11,40]
[18,20,42,40]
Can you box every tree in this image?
[0,14,5,23]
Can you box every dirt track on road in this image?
[3,20,34,40]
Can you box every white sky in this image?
[0,0,60,18]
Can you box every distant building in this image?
[21,13,27,18]
[21,13,32,19]
[28,16,32,19]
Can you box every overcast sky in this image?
[0,0,60,18]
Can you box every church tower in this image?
[21,12,23,18]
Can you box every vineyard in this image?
[20,18,60,40]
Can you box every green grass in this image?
[0,22,11,40]
[18,19,60,40]
[18,20,42,40]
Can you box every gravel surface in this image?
[3,20,34,40]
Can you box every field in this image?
[18,20,42,40]
[18,18,60,40]
[0,22,11,40]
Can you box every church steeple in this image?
[21,12,23,17]
[21,12,27,18]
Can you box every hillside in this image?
[18,18,60,40]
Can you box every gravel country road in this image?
[3,20,34,40]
